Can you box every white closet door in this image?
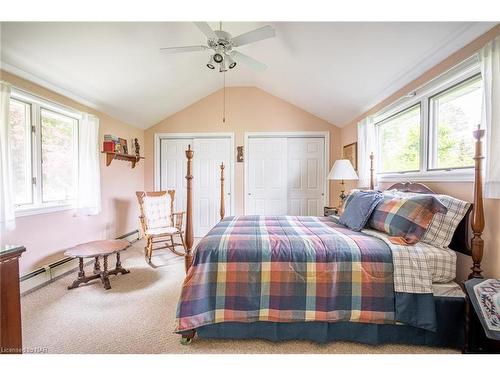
[193,138,232,237]
[159,138,192,214]
[247,137,287,215]
[287,137,325,216]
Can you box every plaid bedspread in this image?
[175,215,395,332]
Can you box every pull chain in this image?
[223,71,226,124]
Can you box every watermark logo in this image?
[1,346,49,354]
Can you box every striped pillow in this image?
[421,195,471,248]
[368,194,447,245]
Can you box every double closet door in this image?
[159,136,232,237]
[246,136,326,216]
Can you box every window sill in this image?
[377,169,474,183]
[15,203,75,218]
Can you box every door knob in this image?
[248,193,251,196]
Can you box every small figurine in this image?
[134,138,140,157]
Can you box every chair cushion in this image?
[368,194,447,245]
[339,190,383,231]
[142,195,171,229]
[145,226,179,236]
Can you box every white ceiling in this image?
[1,22,497,129]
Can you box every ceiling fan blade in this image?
[230,51,267,72]
[231,25,275,47]
[193,22,218,40]
[160,45,208,54]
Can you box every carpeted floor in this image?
[21,239,459,354]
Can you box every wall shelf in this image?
[102,151,145,168]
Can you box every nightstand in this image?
[324,206,339,217]
[463,278,500,354]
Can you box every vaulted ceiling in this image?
[1,22,497,129]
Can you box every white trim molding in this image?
[377,169,474,184]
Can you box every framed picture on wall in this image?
[342,142,357,171]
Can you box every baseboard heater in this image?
[20,230,141,295]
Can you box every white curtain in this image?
[357,115,376,189]
[479,35,500,199]
[77,113,101,215]
[0,81,15,233]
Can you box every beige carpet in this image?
[21,239,458,354]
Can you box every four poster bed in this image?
[175,128,486,349]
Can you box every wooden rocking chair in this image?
[136,190,187,263]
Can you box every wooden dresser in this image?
[0,245,25,354]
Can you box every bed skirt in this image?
[191,296,464,348]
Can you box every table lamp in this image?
[328,159,359,205]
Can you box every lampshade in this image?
[328,159,358,180]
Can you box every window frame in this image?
[427,73,482,173]
[375,103,422,174]
[8,97,34,207]
[375,55,481,183]
[9,88,81,217]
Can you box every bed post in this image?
[469,126,485,279]
[220,162,225,221]
[184,145,194,273]
[369,152,375,190]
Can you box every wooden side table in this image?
[0,245,25,354]
[64,240,130,290]
[463,278,500,353]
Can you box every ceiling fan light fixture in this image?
[160,22,275,74]
[206,56,216,69]
[219,59,228,73]
[226,54,237,69]
[213,53,224,63]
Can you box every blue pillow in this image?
[339,191,383,231]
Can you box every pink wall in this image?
[144,87,343,213]
[339,25,500,279]
[1,71,145,275]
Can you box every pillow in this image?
[143,195,171,229]
[379,190,471,248]
[342,189,360,211]
[343,189,379,211]
[421,195,471,248]
[368,194,447,245]
[339,191,383,231]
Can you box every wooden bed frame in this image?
[183,128,486,279]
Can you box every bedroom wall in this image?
[0,70,145,275]
[339,24,500,279]
[143,87,342,214]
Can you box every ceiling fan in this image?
[160,22,275,72]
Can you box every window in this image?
[377,105,421,173]
[429,75,482,170]
[40,109,78,203]
[8,90,79,215]
[375,56,482,182]
[9,99,33,206]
